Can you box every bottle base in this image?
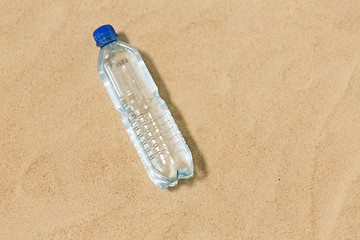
[152,166,194,189]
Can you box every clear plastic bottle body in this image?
[97,41,193,189]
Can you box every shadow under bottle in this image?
[117,32,207,190]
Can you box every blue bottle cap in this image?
[93,25,118,47]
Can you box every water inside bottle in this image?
[100,43,193,188]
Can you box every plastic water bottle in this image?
[93,25,193,189]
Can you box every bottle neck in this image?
[97,35,118,48]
